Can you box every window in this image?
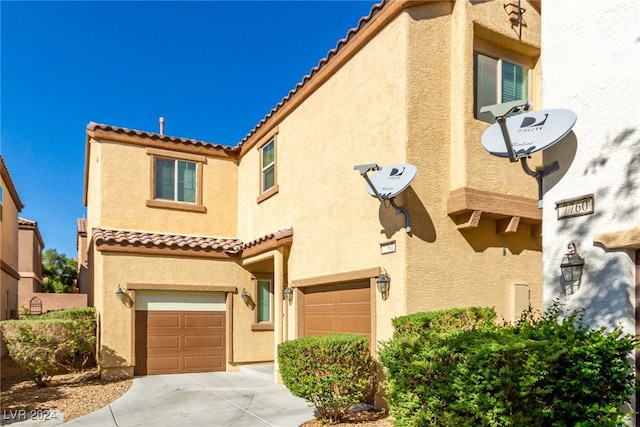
[154,157,196,203]
[257,279,272,323]
[261,139,275,193]
[474,52,529,123]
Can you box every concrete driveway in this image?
[7,371,315,427]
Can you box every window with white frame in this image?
[474,52,529,123]
[154,157,197,203]
[256,279,272,323]
[261,139,275,193]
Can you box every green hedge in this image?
[278,333,375,423]
[379,304,637,426]
[1,307,96,387]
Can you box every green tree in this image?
[42,248,77,293]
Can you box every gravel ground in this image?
[1,355,132,422]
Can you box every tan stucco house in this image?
[83,0,544,379]
[1,155,24,355]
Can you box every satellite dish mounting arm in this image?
[354,164,412,233]
[480,100,559,209]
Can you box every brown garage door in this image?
[302,280,371,342]
[135,311,225,375]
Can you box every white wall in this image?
[541,1,640,332]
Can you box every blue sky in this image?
[0,0,378,258]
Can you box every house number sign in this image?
[556,194,594,220]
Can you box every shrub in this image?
[278,333,375,423]
[1,319,76,387]
[379,303,637,426]
[1,307,97,386]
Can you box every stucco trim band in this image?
[1,260,20,281]
[593,227,640,250]
[447,187,541,223]
[127,283,237,293]
[292,267,382,288]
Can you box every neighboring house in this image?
[18,218,45,295]
[541,2,640,333]
[77,218,88,294]
[0,155,24,355]
[84,0,544,379]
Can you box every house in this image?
[540,2,640,419]
[83,0,544,380]
[17,217,44,315]
[1,155,24,355]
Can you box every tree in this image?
[42,248,78,293]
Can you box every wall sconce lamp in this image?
[283,284,294,302]
[241,288,250,303]
[560,243,585,282]
[376,270,391,300]
[115,285,126,301]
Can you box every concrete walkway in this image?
[3,371,314,427]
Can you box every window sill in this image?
[251,323,274,331]
[256,185,279,204]
[146,199,207,213]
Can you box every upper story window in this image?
[155,157,196,203]
[261,139,275,193]
[146,148,206,213]
[474,52,529,123]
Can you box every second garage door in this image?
[135,291,226,375]
[301,280,371,342]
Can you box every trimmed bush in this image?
[278,333,375,423]
[1,307,97,387]
[379,303,637,426]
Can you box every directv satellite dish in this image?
[354,163,417,233]
[481,109,577,160]
[366,164,417,199]
[479,100,577,209]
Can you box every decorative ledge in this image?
[593,227,640,250]
[448,187,541,237]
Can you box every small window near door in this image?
[257,280,272,323]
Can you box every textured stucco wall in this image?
[90,140,238,237]
[237,9,412,343]
[541,1,640,332]
[405,1,542,322]
[95,251,269,374]
[0,169,20,354]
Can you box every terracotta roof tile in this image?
[92,227,294,255]
[87,122,238,152]
[93,228,243,254]
[18,217,36,228]
[237,0,387,147]
[0,155,24,210]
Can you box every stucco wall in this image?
[18,293,87,314]
[541,1,640,332]
[95,251,269,374]
[90,141,238,237]
[404,1,542,323]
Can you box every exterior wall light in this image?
[115,285,126,301]
[283,285,294,302]
[241,288,250,303]
[560,243,584,282]
[376,270,391,299]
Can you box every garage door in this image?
[302,280,371,342]
[135,291,226,375]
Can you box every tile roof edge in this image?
[0,154,25,210]
[87,122,238,152]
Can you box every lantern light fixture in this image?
[115,285,126,301]
[560,243,585,282]
[283,284,294,302]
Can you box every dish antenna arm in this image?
[480,100,560,209]
[354,163,413,233]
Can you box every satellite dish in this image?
[366,164,417,199]
[481,109,577,159]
